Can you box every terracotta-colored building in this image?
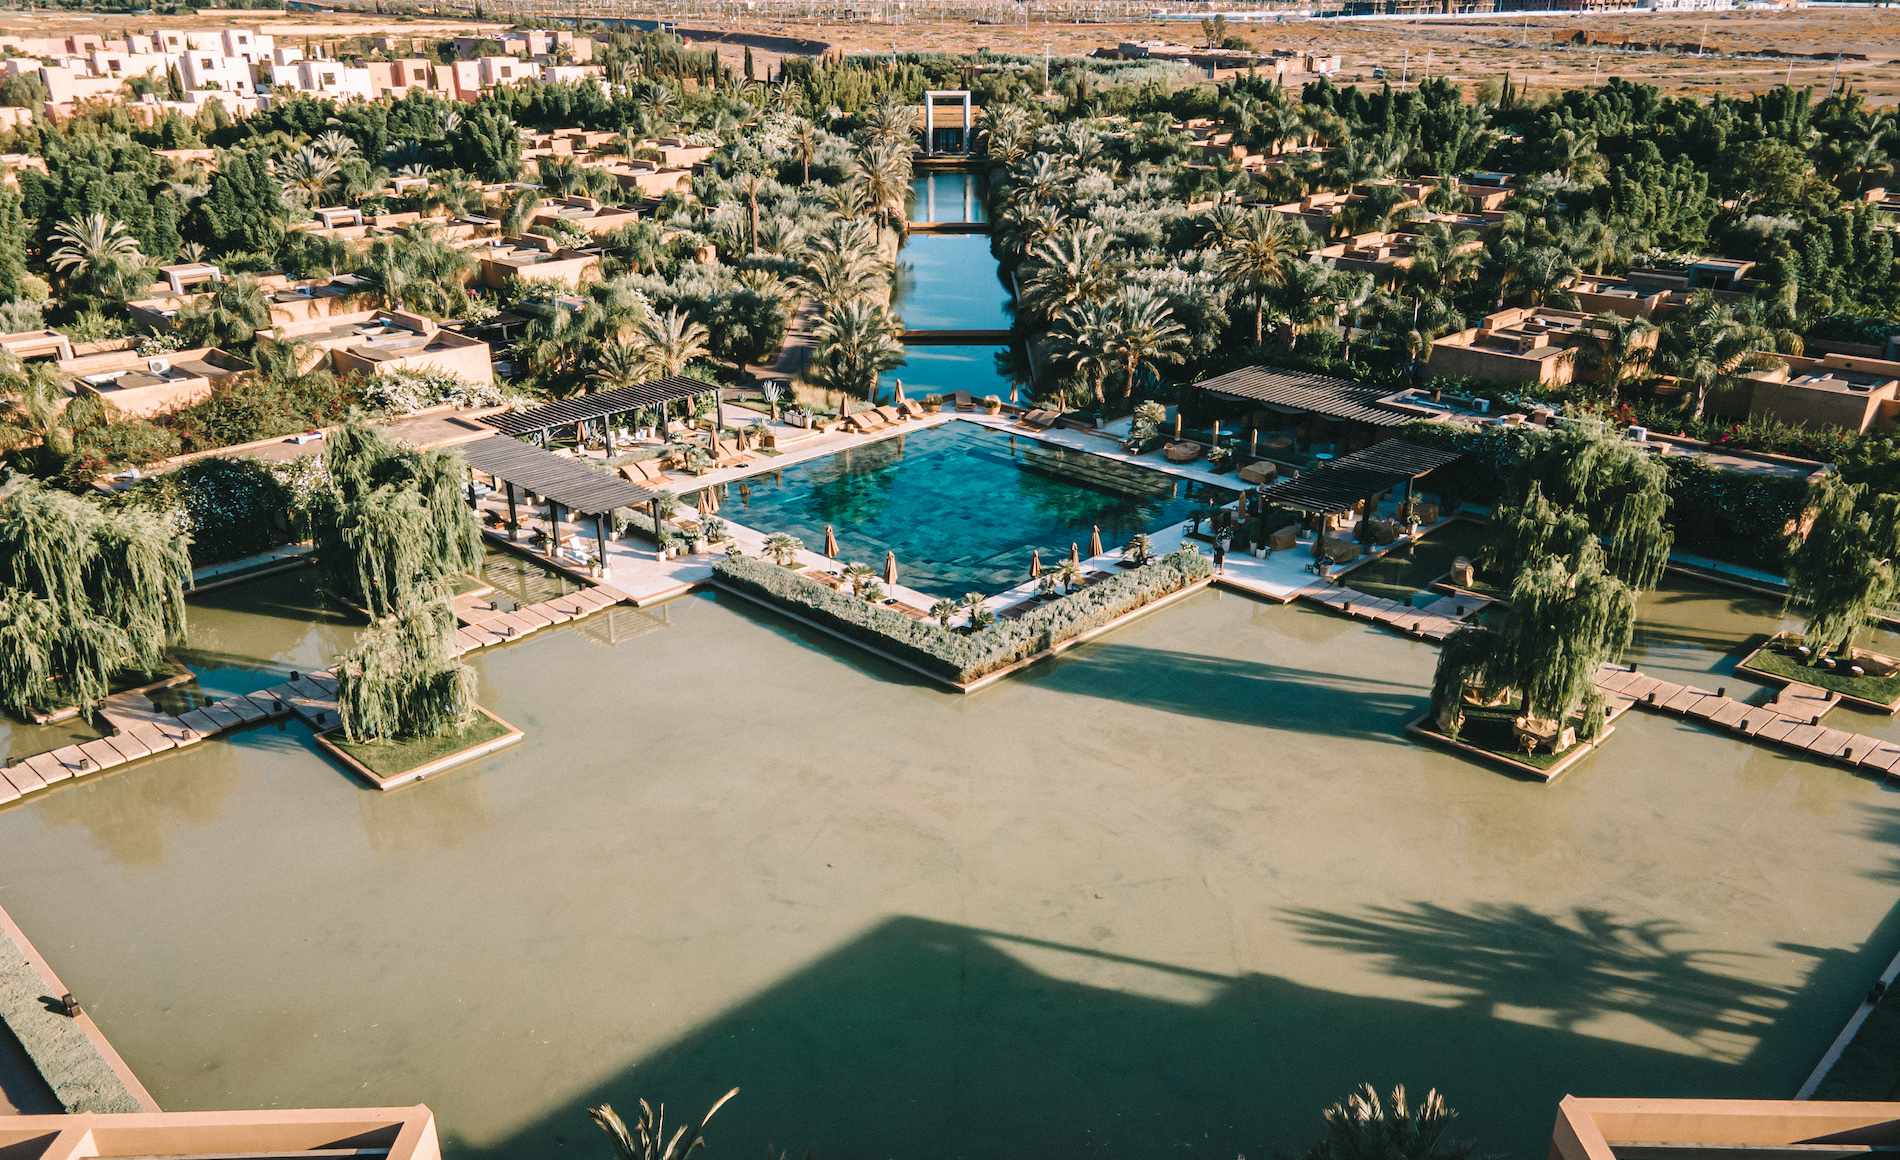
[0,1106,440,1160]
[60,346,254,418]
[276,310,495,386]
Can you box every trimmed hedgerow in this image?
[713,547,1213,684]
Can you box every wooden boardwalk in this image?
[450,583,636,654]
[0,671,340,807]
[1594,665,1900,774]
[1300,586,1493,642]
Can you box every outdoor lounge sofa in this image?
[1015,409,1061,430]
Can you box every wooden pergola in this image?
[1257,440,1463,515]
[460,436,657,574]
[484,374,721,452]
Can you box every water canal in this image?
[0,568,1896,1160]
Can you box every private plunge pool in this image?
[724,420,1235,600]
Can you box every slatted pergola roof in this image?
[1256,440,1463,515]
[1195,365,1410,427]
[484,375,716,438]
[459,436,656,516]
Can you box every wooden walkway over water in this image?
[450,582,636,654]
[1593,665,1900,773]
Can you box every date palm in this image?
[850,142,911,249]
[1300,1084,1473,1160]
[1275,256,1338,353]
[48,213,143,285]
[1658,292,1777,420]
[763,533,804,566]
[276,145,341,205]
[177,273,276,349]
[1220,210,1300,346]
[630,308,710,380]
[314,129,358,160]
[858,97,917,149]
[810,299,905,403]
[1019,223,1113,321]
[732,170,767,255]
[590,343,647,392]
[1579,312,1657,405]
[1331,271,1377,363]
[590,1088,736,1160]
[791,116,818,185]
[1102,287,1187,406]
[1048,298,1115,412]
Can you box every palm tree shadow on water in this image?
[444,908,1882,1160]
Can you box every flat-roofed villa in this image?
[59,345,253,417]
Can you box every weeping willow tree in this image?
[1431,539,1636,742]
[317,420,483,621]
[1785,476,1900,660]
[1484,426,1672,590]
[0,472,190,715]
[332,598,476,743]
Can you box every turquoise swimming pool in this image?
[728,421,1236,600]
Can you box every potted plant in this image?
[924,394,944,411]
[959,591,993,630]
[763,532,804,567]
[1207,445,1235,473]
[931,598,959,626]
[1120,533,1153,567]
[683,446,713,476]
[701,516,729,543]
[983,395,1003,415]
[1037,574,1057,599]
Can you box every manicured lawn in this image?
[1740,645,1900,708]
[328,715,514,778]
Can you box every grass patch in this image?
[329,714,513,778]
[1740,645,1900,708]
[1815,988,1900,1099]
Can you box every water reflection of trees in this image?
[1280,902,1793,1062]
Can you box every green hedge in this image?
[714,547,1213,684]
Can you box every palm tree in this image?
[1274,257,1337,352]
[276,145,341,206]
[360,226,476,318]
[590,1088,736,1160]
[791,117,818,185]
[732,171,767,255]
[638,82,677,131]
[797,217,885,313]
[630,308,710,380]
[1103,288,1188,406]
[763,533,804,566]
[1019,223,1113,321]
[1658,291,1778,419]
[1054,558,1084,593]
[499,190,541,237]
[177,273,277,349]
[850,142,911,249]
[859,98,917,149]
[1220,210,1300,346]
[1300,1085,1474,1160]
[1331,271,1377,362]
[810,299,905,403]
[314,129,358,160]
[590,343,647,392]
[930,598,959,627]
[1048,299,1116,411]
[1579,312,1657,405]
[48,213,144,290]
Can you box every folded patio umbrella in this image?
[1089,525,1102,558]
[825,525,839,558]
[1030,549,1041,579]
[1069,542,1080,565]
[893,378,906,402]
[884,551,898,588]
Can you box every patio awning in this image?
[459,436,656,516]
[1256,439,1463,514]
[1196,365,1410,427]
[484,374,716,438]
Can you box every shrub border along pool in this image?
[712,547,1215,691]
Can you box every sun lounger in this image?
[845,411,888,433]
[1015,409,1060,430]
[897,399,930,419]
[620,460,669,486]
[953,390,975,412]
[874,404,905,426]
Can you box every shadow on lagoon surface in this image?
[448,906,1900,1160]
